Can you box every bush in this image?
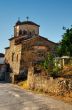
[50,66,61,78]
[39,52,62,78]
[43,53,54,74]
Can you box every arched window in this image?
[12,53,15,62]
[29,32,32,36]
[23,30,27,35]
[32,30,35,35]
[17,54,18,62]
[19,30,22,36]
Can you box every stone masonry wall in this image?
[14,24,39,37]
[27,67,72,96]
[5,39,22,74]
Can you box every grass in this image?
[18,80,29,89]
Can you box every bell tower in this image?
[14,19,40,38]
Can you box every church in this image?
[5,19,58,82]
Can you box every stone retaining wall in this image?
[27,67,72,96]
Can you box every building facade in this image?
[5,20,57,82]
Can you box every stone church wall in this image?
[5,40,22,74]
[20,36,49,72]
[14,24,39,37]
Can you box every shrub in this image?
[51,66,61,78]
[43,53,54,74]
[39,52,62,78]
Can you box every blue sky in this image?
[0,0,72,53]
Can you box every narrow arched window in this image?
[29,32,32,36]
[32,30,35,35]
[17,54,18,62]
[23,30,27,35]
[19,30,22,36]
[12,53,15,62]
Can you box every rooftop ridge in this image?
[15,20,40,27]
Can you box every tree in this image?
[57,26,72,56]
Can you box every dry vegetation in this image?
[62,65,72,76]
[18,65,72,104]
[18,80,29,90]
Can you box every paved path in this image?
[0,83,72,110]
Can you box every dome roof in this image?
[15,21,40,27]
[16,20,21,25]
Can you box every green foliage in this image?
[57,27,72,56]
[43,53,54,72]
[40,53,61,78]
[51,65,61,78]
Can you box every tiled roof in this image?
[0,53,4,57]
[15,35,32,45]
[5,47,10,49]
[39,35,58,45]
[14,35,58,48]
[15,20,40,27]
[9,37,14,41]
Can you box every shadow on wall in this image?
[15,69,28,82]
[0,62,12,82]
